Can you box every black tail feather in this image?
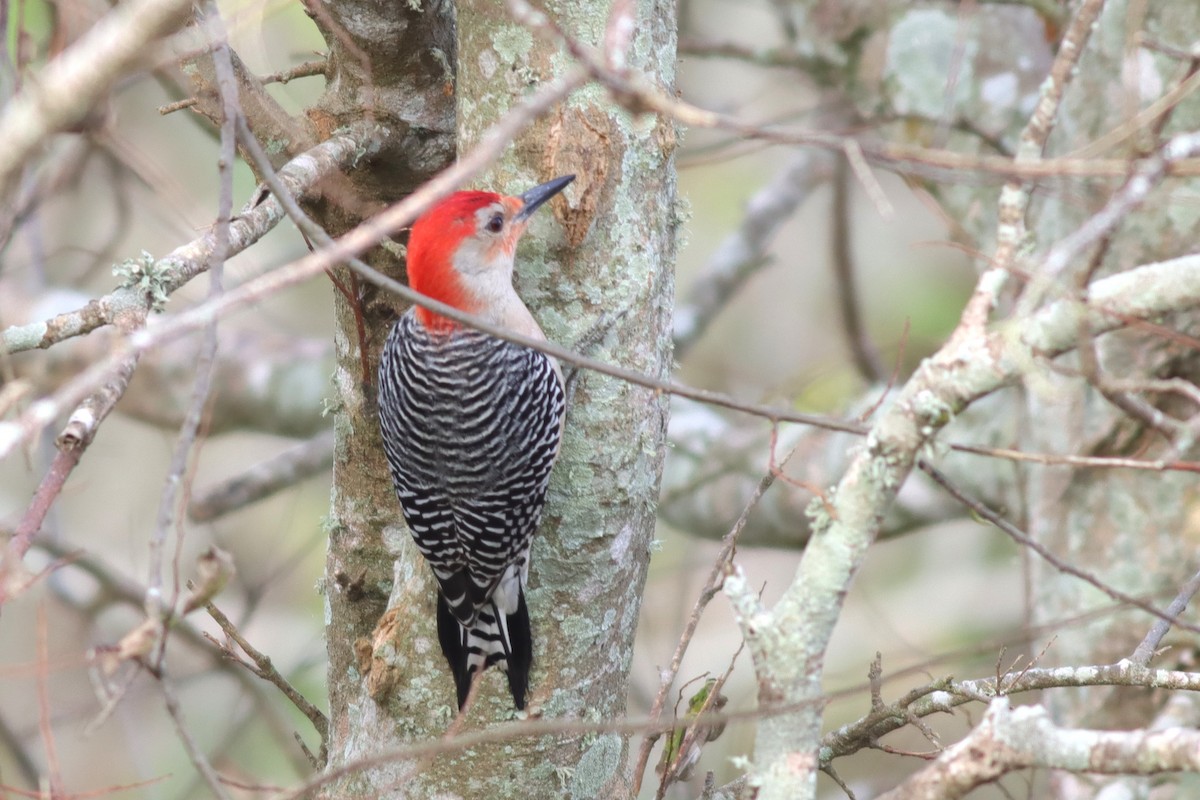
[435,589,534,710]
[436,592,471,709]
[504,590,533,709]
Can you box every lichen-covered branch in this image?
[1,125,381,355]
[957,0,1104,335]
[878,697,1200,800]
[732,250,1200,797]
[1,285,333,436]
[824,660,1200,768]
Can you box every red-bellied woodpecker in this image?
[377,175,574,710]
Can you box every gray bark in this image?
[316,1,458,796]
[321,0,677,797]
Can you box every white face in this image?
[450,199,535,326]
[451,200,527,276]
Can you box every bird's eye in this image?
[486,213,504,234]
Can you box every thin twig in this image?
[830,156,886,383]
[656,648,739,797]
[822,765,858,800]
[188,429,336,522]
[1130,566,1200,667]
[206,601,329,763]
[5,448,81,576]
[948,442,1200,473]
[33,538,315,776]
[678,34,835,72]
[920,461,1200,637]
[1078,331,1191,444]
[630,446,799,795]
[155,671,234,800]
[1070,55,1200,161]
[841,138,894,220]
[1032,129,1200,296]
[0,709,39,790]
[147,1,237,623]
[36,605,64,796]
[158,58,326,115]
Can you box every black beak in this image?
[515,175,574,222]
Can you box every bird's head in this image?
[406,175,575,331]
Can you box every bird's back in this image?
[378,308,565,606]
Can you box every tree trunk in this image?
[313,0,457,795]
[320,0,677,796]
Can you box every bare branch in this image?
[678,35,838,73]
[155,673,234,800]
[878,697,1200,800]
[189,430,335,522]
[31,537,313,776]
[205,600,329,764]
[0,0,195,189]
[0,708,39,790]
[158,59,326,116]
[830,157,886,382]
[673,150,835,359]
[35,607,64,796]
[1,125,381,355]
[1,348,139,603]
[1131,565,1200,667]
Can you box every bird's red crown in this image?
[406,191,502,330]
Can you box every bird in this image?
[377,175,574,710]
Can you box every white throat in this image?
[451,243,547,341]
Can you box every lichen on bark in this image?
[320,0,677,797]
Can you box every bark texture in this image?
[322,0,677,797]
[316,1,457,796]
